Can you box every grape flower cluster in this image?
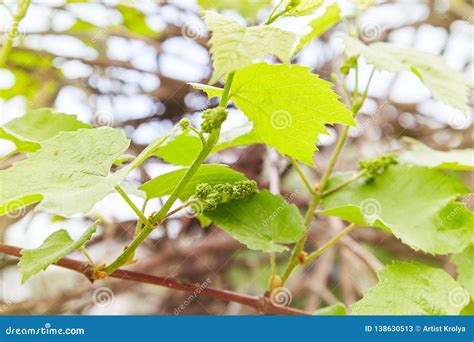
[200,107,228,133]
[359,153,398,181]
[194,180,257,210]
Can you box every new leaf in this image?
[295,3,340,54]
[139,164,248,200]
[283,0,324,17]
[344,37,472,111]
[155,124,262,166]
[19,224,97,283]
[452,245,474,299]
[155,129,203,166]
[204,190,305,253]
[399,138,474,170]
[352,262,465,315]
[205,11,297,83]
[0,109,91,153]
[320,165,474,255]
[0,128,131,217]
[193,63,354,165]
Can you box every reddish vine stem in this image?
[0,243,309,316]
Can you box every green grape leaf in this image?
[399,138,474,170]
[0,69,39,101]
[452,245,474,299]
[198,0,271,21]
[295,3,341,54]
[154,124,262,167]
[189,83,224,99]
[214,123,262,151]
[461,300,474,315]
[0,128,133,217]
[313,302,346,315]
[19,224,97,283]
[205,11,297,84]
[194,63,354,165]
[0,108,91,152]
[139,164,248,200]
[116,4,158,37]
[204,190,305,253]
[344,37,471,111]
[320,165,474,255]
[155,130,203,166]
[283,0,324,17]
[351,261,465,315]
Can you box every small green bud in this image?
[359,153,398,181]
[231,180,257,200]
[178,118,191,130]
[200,107,228,133]
[288,0,300,8]
[214,183,234,202]
[202,197,219,211]
[195,183,213,200]
[340,55,359,75]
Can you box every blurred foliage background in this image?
[0,0,472,315]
